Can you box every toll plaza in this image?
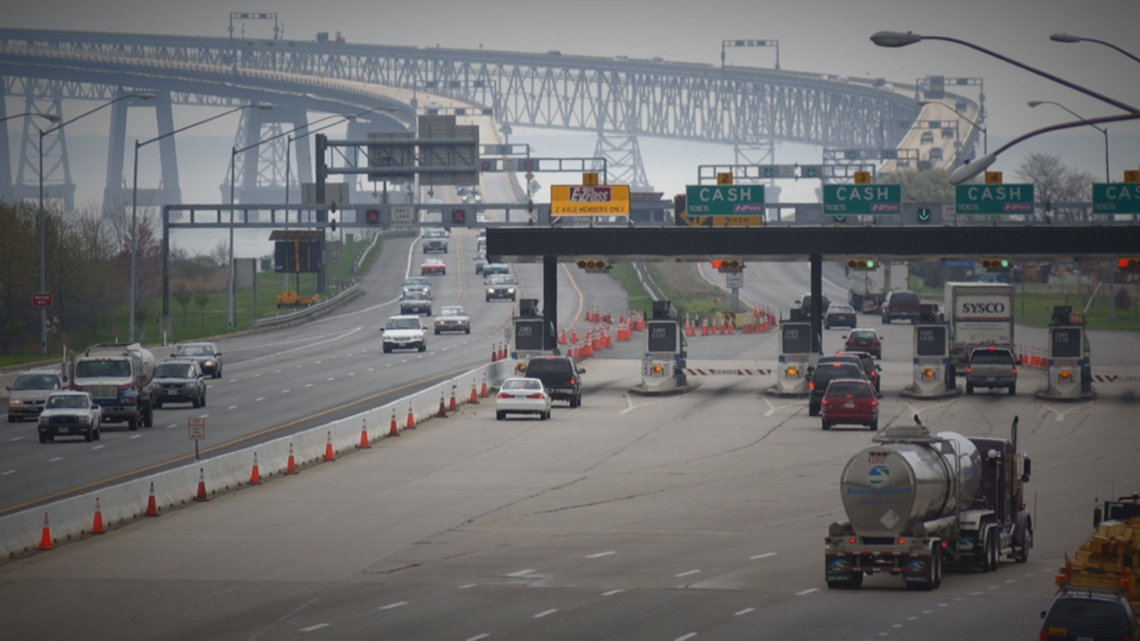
[770,315,814,396]
[1039,306,1095,400]
[632,301,689,396]
[903,304,957,399]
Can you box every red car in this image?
[420,258,446,276]
[820,378,878,431]
[844,328,882,359]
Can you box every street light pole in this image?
[1050,33,1140,65]
[37,93,152,354]
[919,100,987,155]
[1027,100,1110,183]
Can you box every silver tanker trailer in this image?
[824,416,1033,591]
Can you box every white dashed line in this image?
[167,424,176,428]
[1005,579,1016,583]
[1,470,16,476]
[987,585,999,590]
[256,397,265,402]
[675,634,698,641]
[922,610,933,614]
[907,617,918,621]
[458,584,477,590]
[48,457,62,462]
[750,552,777,560]
[228,405,238,410]
[970,592,982,596]
[10,436,24,442]
[675,569,701,578]
[368,368,375,372]
[465,635,490,641]
[253,374,261,378]
[295,365,302,369]
[130,434,142,439]
[326,378,335,382]
[348,372,356,377]
[938,603,949,607]
[734,608,755,616]
[533,609,557,619]
[305,384,314,388]
[507,569,536,577]
[274,370,281,374]
[282,389,290,394]
[892,624,903,628]
[315,361,323,365]
[92,445,104,450]
[300,623,329,632]
[1023,574,1034,578]
[587,551,616,559]
[378,601,407,610]
[796,588,819,596]
[199,414,209,418]
[601,589,624,596]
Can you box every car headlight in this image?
[205,360,216,367]
[9,399,24,406]
[77,415,91,424]
[507,288,515,294]
[487,288,494,294]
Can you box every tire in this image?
[932,547,943,590]
[93,425,101,441]
[981,532,994,572]
[85,428,93,442]
[143,404,153,428]
[850,571,864,589]
[217,368,223,379]
[6,415,15,423]
[192,395,201,409]
[435,329,440,335]
[154,401,163,410]
[39,433,48,443]
[201,393,207,408]
[1008,384,1016,396]
[128,414,139,431]
[821,420,830,430]
[540,410,548,421]
[809,404,820,417]
[418,343,426,352]
[870,418,879,431]
[824,321,830,330]
[966,383,974,395]
[465,328,470,334]
[496,411,505,420]
[383,345,392,353]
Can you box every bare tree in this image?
[174,288,192,326]
[194,292,210,329]
[1016,153,1095,222]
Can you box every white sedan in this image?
[495,377,552,421]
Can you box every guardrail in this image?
[352,232,381,275]
[251,283,361,329]
[0,360,517,558]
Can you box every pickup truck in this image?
[965,346,1018,395]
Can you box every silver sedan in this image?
[495,377,552,421]
[433,306,471,335]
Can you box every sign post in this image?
[188,417,206,461]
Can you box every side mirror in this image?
[4,386,9,391]
[578,368,586,374]
[841,335,848,340]
[379,328,385,333]
[215,353,222,357]
[1022,456,1032,483]
[1039,611,1046,620]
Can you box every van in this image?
[881,290,922,324]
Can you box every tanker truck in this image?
[824,416,1033,591]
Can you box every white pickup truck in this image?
[382,315,427,353]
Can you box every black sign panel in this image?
[916,326,947,356]
[645,321,678,353]
[781,322,812,355]
[1050,327,1082,359]
[514,319,545,351]
[273,240,322,273]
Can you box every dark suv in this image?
[523,356,585,407]
[1040,588,1138,640]
[808,361,866,416]
[881,291,922,324]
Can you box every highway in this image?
[1,336,1136,639]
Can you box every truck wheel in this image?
[982,532,995,572]
[128,414,139,431]
[966,383,974,395]
[7,415,15,423]
[143,404,153,428]
[932,548,943,589]
[850,571,864,589]
[821,420,830,430]
[1008,384,1016,396]
[870,419,879,431]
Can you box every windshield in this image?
[1046,599,1127,632]
[403,292,429,300]
[12,374,61,391]
[404,278,428,287]
[971,350,1014,365]
[177,346,212,357]
[47,395,87,409]
[439,308,466,317]
[850,330,877,341]
[156,364,194,378]
[488,276,515,286]
[829,306,853,314]
[502,378,542,391]
[75,360,131,378]
[387,319,421,330]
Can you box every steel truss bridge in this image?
[1,28,927,210]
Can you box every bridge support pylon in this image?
[103,89,182,218]
[594,132,652,191]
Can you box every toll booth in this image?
[772,316,813,396]
[1042,306,1094,400]
[905,305,956,398]
[511,298,550,370]
[636,301,688,395]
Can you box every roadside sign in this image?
[955,184,1034,215]
[725,271,744,288]
[854,171,871,185]
[1092,183,1140,215]
[551,185,630,215]
[582,172,599,186]
[685,185,765,218]
[716,172,734,185]
[822,184,901,215]
[524,171,535,181]
[188,417,206,440]
[1125,170,1139,183]
[391,205,414,227]
[985,171,1003,184]
[683,216,763,227]
[32,293,52,308]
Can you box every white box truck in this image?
[944,282,1015,368]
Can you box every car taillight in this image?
[497,393,509,399]
[809,382,815,390]
[821,399,828,405]
[871,339,880,346]
[965,366,972,374]
[849,537,856,544]
[1039,629,1048,641]
[897,538,906,545]
[569,378,576,385]
[871,400,877,407]
[1011,367,1017,374]
[526,393,544,399]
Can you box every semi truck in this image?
[847,262,908,313]
[71,343,156,430]
[944,282,1015,368]
[824,416,1033,591]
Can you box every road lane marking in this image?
[892,624,903,628]
[378,601,407,610]
[282,389,290,394]
[922,610,932,614]
[256,397,265,402]
[166,424,176,428]
[601,589,624,596]
[316,361,323,364]
[368,368,375,372]
[987,585,999,590]
[458,584,477,589]
[675,570,700,578]
[796,588,819,596]
[587,551,616,558]
[305,384,314,388]
[199,414,209,418]
[762,397,791,417]
[734,608,755,616]
[533,609,557,619]
[93,445,105,450]
[348,372,356,377]
[49,457,62,462]
[675,634,698,641]
[751,552,777,560]
[326,378,336,382]
[1,470,16,476]
[130,435,142,440]
[465,635,490,641]
[970,592,982,596]
[300,623,329,632]
[228,406,238,410]
[274,370,281,374]
[1005,579,1016,583]
[938,603,949,606]
[507,569,536,577]
[252,374,260,378]
[908,616,918,620]
[10,437,23,442]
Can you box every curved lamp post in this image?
[1028,100,1111,183]
[1050,33,1140,65]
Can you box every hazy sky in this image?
[5,0,1139,142]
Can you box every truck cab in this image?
[71,343,155,430]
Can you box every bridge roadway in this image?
[1,334,1135,639]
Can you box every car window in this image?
[812,364,864,383]
[890,292,920,304]
[387,318,421,330]
[12,374,61,390]
[1046,599,1129,631]
[156,364,194,378]
[850,330,877,340]
[971,351,1014,365]
[826,381,873,397]
[178,346,208,356]
[439,308,465,317]
[525,359,572,376]
[75,360,131,377]
[502,379,542,391]
[487,276,514,285]
[47,395,86,409]
[403,291,429,300]
[829,306,854,314]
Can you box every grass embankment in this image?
[607,262,732,320]
[0,236,382,370]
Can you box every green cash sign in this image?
[955,184,1035,215]
[822,184,901,215]
[1092,183,1140,215]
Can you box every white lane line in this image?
[987,585,999,590]
[938,603,950,607]
[922,610,932,614]
[955,597,965,601]
[458,584,477,590]
[300,623,329,632]
[10,436,24,442]
[296,365,302,369]
[229,379,240,383]
[92,445,104,450]
[282,389,290,394]
[675,569,701,578]
[315,361,323,364]
[274,370,281,374]
[1,470,16,476]
[533,609,557,619]
[368,368,375,372]
[378,601,407,610]
[1004,579,1016,583]
[348,372,356,377]
[907,616,918,621]
[48,457,62,462]
[253,374,261,378]
[465,635,490,641]
[892,624,903,628]
[675,634,698,641]
[734,608,755,616]
[601,589,624,596]
[796,588,819,596]
[305,384,314,388]
[751,552,777,560]
[970,592,982,596]
[326,377,335,382]
[761,396,790,417]
[587,551,616,559]
[199,414,209,418]
[507,569,536,577]
[228,405,238,410]
[130,434,142,440]
[166,424,176,428]
[256,397,265,402]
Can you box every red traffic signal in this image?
[711,258,743,272]
[1118,257,1140,271]
[576,258,608,272]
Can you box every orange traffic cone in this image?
[38,512,52,550]
[91,497,105,535]
[491,343,498,362]
[701,319,709,336]
[480,372,489,398]
[437,390,448,418]
[359,419,371,449]
[389,409,400,437]
[559,328,567,345]
[470,381,480,404]
[195,467,210,500]
[145,481,159,517]
[250,453,262,484]
[499,343,508,360]
[287,443,298,474]
[449,384,458,412]
[571,326,578,343]
[324,431,335,462]
[406,401,416,429]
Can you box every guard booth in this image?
[1044,306,1093,399]
[638,301,687,394]
[511,299,551,370]
[773,312,813,396]
[907,304,956,398]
